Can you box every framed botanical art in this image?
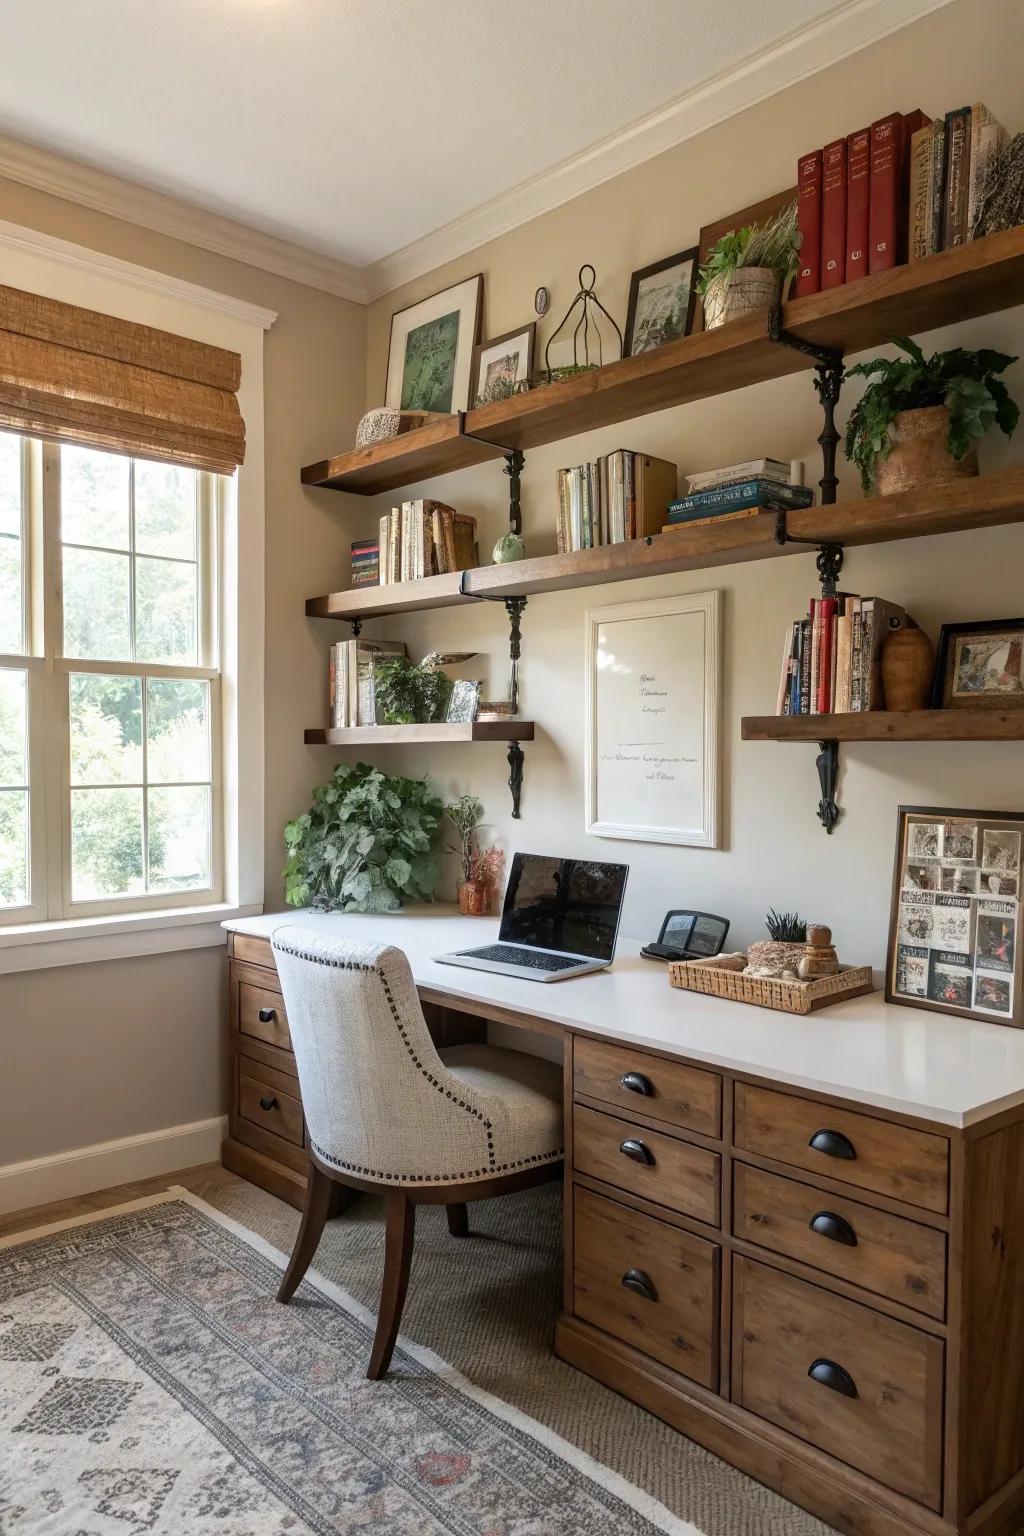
[887,805,1024,1027]
[471,323,535,406]
[584,591,720,848]
[931,617,1024,709]
[385,274,483,414]
[624,248,699,356]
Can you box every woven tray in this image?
[668,956,875,1014]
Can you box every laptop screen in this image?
[499,854,629,961]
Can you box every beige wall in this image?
[0,176,366,1167]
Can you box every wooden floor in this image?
[0,1162,238,1241]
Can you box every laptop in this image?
[434,853,629,982]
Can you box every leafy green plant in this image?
[445,794,483,882]
[373,656,452,725]
[844,337,1019,492]
[765,909,807,942]
[697,201,800,296]
[283,762,443,912]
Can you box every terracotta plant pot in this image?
[457,879,490,916]
[875,405,979,495]
[702,266,779,330]
[881,625,935,711]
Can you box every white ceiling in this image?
[0,0,845,269]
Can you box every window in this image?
[0,434,222,923]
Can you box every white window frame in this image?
[0,219,272,971]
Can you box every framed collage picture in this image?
[886,805,1024,1027]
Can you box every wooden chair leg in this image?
[446,1202,469,1238]
[328,1182,360,1218]
[367,1192,416,1380]
[277,1161,334,1304]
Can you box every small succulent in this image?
[765,909,807,943]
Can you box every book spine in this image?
[809,600,821,715]
[799,618,812,713]
[624,453,636,540]
[662,507,765,532]
[967,103,1005,239]
[817,597,837,713]
[686,459,789,491]
[909,125,932,262]
[777,625,794,715]
[942,107,970,249]
[821,138,848,289]
[791,621,803,714]
[329,642,337,727]
[555,470,568,554]
[868,112,902,274]
[796,149,823,297]
[610,452,625,543]
[845,127,871,283]
[668,480,814,515]
[929,120,946,253]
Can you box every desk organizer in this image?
[669,955,874,1014]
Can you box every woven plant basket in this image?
[702,266,778,330]
[669,956,874,1015]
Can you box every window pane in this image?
[61,445,130,549]
[135,461,197,559]
[148,784,211,891]
[71,787,144,899]
[0,534,22,654]
[0,432,21,537]
[135,556,197,664]
[0,790,28,907]
[0,668,27,786]
[70,674,142,785]
[146,679,210,782]
[63,547,131,659]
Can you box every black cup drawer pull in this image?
[809,1210,858,1247]
[257,1007,277,1023]
[808,1128,857,1161]
[619,1138,655,1166]
[808,1358,858,1398]
[621,1268,658,1302]
[258,1095,279,1112]
[619,1071,653,1097]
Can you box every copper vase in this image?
[881,626,935,711]
[457,879,489,916]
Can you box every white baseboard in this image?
[0,1116,228,1217]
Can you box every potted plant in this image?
[445,794,505,915]
[697,201,800,331]
[373,655,452,725]
[844,338,1018,494]
[283,762,443,912]
[744,909,807,979]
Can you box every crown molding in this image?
[361,0,954,301]
[0,131,368,304]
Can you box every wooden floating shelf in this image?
[301,228,1024,495]
[304,721,536,746]
[306,467,1024,620]
[742,710,1024,743]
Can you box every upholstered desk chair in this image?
[270,927,564,1378]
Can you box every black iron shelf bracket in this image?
[462,418,527,536]
[457,576,529,817]
[815,739,840,835]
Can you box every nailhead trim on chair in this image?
[273,937,561,1183]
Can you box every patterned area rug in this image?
[0,1190,697,1535]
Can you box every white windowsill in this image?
[0,901,264,974]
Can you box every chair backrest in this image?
[271,926,494,1186]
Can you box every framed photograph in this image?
[446,679,480,725]
[385,274,483,414]
[624,249,699,356]
[886,805,1024,1027]
[585,591,720,848]
[471,323,535,406]
[695,186,797,331]
[931,617,1024,709]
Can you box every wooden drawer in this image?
[232,933,275,968]
[733,1163,947,1320]
[573,1103,720,1226]
[733,1257,944,1509]
[734,1083,950,1215]
[574,1036,721,1138]
[237,979,292,1053]
[238,1057,304,1149]
[573,1186,719,1389]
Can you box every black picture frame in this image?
[930,617,1024,709]
[624,248,699,357]
[470,323,536,407]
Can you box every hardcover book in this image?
[821,138,848,289]
[845,127,871,283]
[796,149,823,296]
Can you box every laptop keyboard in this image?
[461,944,583,972]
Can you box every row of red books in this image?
[775,594,910,716]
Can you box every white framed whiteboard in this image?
[585,590,720,847]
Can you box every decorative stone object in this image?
[354,407,438,448]
[744,940,805,980]
[875,405,978,495]
[881,626,935,711]
[492,531,526,564]
[798,923,840,980]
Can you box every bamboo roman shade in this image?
[0,284,245,473]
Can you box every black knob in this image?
[808,1128,857,1161]
[258,1007,276,1023]
[619,1138,655,1166]
[809,1210,858,1247]
[258,1095,278,1112]
[808,1358,858,1398]
[619,1071,653,1096]
[621,1268,658,1302]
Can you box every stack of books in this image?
[555,452,677,552]
[796,101,1005,295]
[775,595,909,716]
[378,500,478,584]
[664,458,813,532]
[329,638,406,728]
[350,538,380,588]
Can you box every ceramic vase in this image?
[457,879,490,916]
[881,626,935,711]
[875,406,979,495]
